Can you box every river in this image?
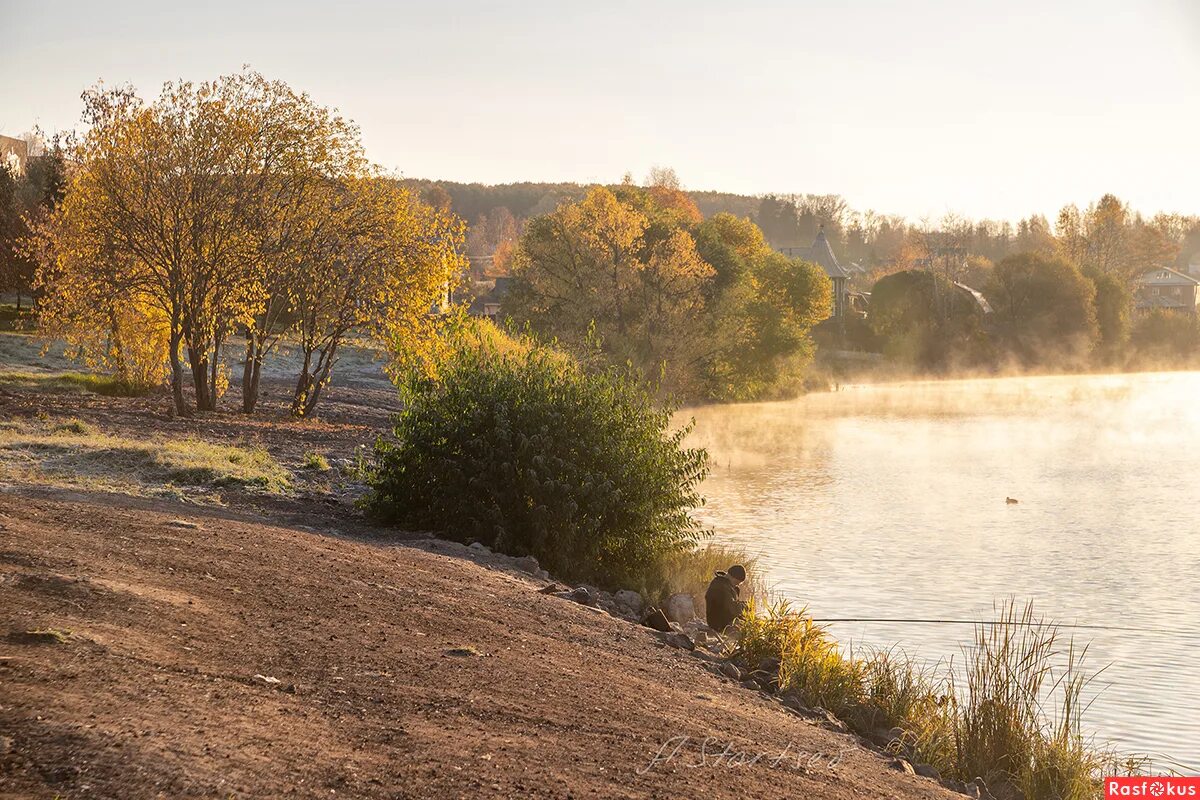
[686,371,1200,772]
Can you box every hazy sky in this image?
[4,0,1198,222]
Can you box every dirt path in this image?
[0,490,957,799]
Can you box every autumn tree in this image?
[868,270,990,369]
[37,71,463,417]
[289,177,463,416]
[692,213,830,398]
[505,189,829,400]
[984,253,1098,368]
[504,187,714,394]
[0,137,67,311]
[40,75,320,414]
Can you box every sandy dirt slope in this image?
[0,490,956,800]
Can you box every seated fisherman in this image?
[704,564,748,633]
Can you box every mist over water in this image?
[685,372,1200,771]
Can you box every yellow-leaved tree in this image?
[35,70,464,416]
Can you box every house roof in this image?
[953,281,993,314]
[1139,266,1200,287]
[793,227,850,280]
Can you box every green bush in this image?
[366,337,710,591]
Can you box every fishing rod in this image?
[810,617,1200,637]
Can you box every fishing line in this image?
[811,617,1200,638]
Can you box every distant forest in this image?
[400,177,1200,284]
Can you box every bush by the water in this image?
[366,335,710,591]
[732,600,1137,800]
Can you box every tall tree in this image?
[984,253,1098,367]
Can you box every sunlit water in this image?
[685,371,1200,772]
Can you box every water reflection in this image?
[684,372,1200,770]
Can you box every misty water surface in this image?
[686,371,1200,771]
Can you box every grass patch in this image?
[654,542,770,612]
[0,370,151,397]
[301,451,331,471]
[731,599,1139,799]
[0,419,291,497]
[0,303,35,333]
[51,418,97,436]
[11,628,72,645]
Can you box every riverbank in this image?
[0,340,963,798]
[0,490,959,799]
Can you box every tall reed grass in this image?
[731,599,1138,800]
[653,543,770,610]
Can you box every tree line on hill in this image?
[403,172,1200,283]
[6,81,1200,415]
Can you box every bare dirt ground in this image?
[0,334,956,799]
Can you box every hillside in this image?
[0,490,959,799]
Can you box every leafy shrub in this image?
[366,336,710,591]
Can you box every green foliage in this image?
[301,451,331,471]
[504,191,830,402]
[868,270,990,369]
[366,335,710,591]
[1088,272,1132,363]
[985,253,1098,368]
[0,369,152,397]
[1130,309,1200,365]
[732,600,1126,800]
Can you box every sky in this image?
[4,0,1199,223]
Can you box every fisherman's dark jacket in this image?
[705,572,742,632]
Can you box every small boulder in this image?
[512,555,541,575]
[720,662,742,681]
[663,593,696,623]
[746,669,777,692]
[641,607,672,632]
[613,590,643,614]
[780,693,803,711]
[914,763,941,781]
[468,541,490,553]
[557,586,596,606]
[659,631,695,651]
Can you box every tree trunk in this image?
[208,335,223,411]
[187,342,211,412]
[242,335,259,414]
[292,349,314,416]
[169,327,190,417]
[300,340,339,417]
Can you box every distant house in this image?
[468,275,513,320]
[0,135,28,176]
[780,226,853,319]
[1135,267,1200,314]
